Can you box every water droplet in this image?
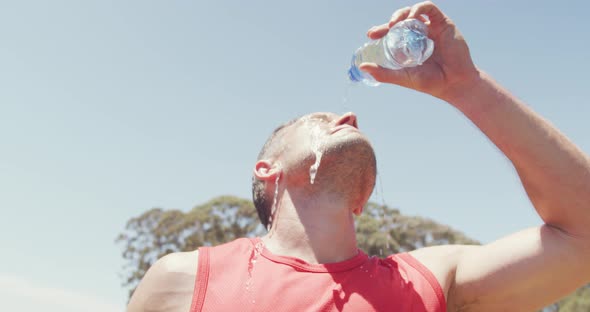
[341,79,354,112]
[377,172,386,208]
[246,241,264,292]
[267,174,281,231]
[309,152,323,184]
[309,151,323,184]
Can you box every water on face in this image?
[304,118,325,185]
[309,151,323,185]
[267,174,281,232]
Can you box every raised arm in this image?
[446,72,590,311]
[362,2,590,311]
[448,72,590,238]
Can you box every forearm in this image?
[445,70,590,237]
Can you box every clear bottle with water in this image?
[348,19,434,86]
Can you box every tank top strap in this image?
[190,246,210,312]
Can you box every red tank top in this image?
[190,237,445,312]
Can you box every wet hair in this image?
[252,117,299,229]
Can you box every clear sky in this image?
[2,0,589,310]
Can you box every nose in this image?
[335,112,358,128]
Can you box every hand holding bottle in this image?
[360,1,480,102]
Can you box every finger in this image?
[367,23,390,40]
[388,6,411,28]
[359,63,411,89]
[416,14,429,25]
[407,1,447,26]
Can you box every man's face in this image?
[276,112,376,187]
[277,112,358,159]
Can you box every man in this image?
[128,2,590,311]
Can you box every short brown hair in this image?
[251,117,299,229]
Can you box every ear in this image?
[253,160,281,181]
[353,205,364,216]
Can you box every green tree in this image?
[554,285,590,311]
[355,201,478,256]
[116,196,264,298]
[117,195,588,310]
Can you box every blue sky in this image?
[2,0,589,310]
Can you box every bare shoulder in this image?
[159,250,200,275]
[127,250,199,312]
[408,244,479,300]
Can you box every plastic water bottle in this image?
[348,19,434,86]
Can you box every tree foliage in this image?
[117,195,588,310]
[356,201,479,255]
[116,196,264,298]
[554,284,590,311]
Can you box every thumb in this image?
[359,62,410,87]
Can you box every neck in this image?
[261,188,359,264]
